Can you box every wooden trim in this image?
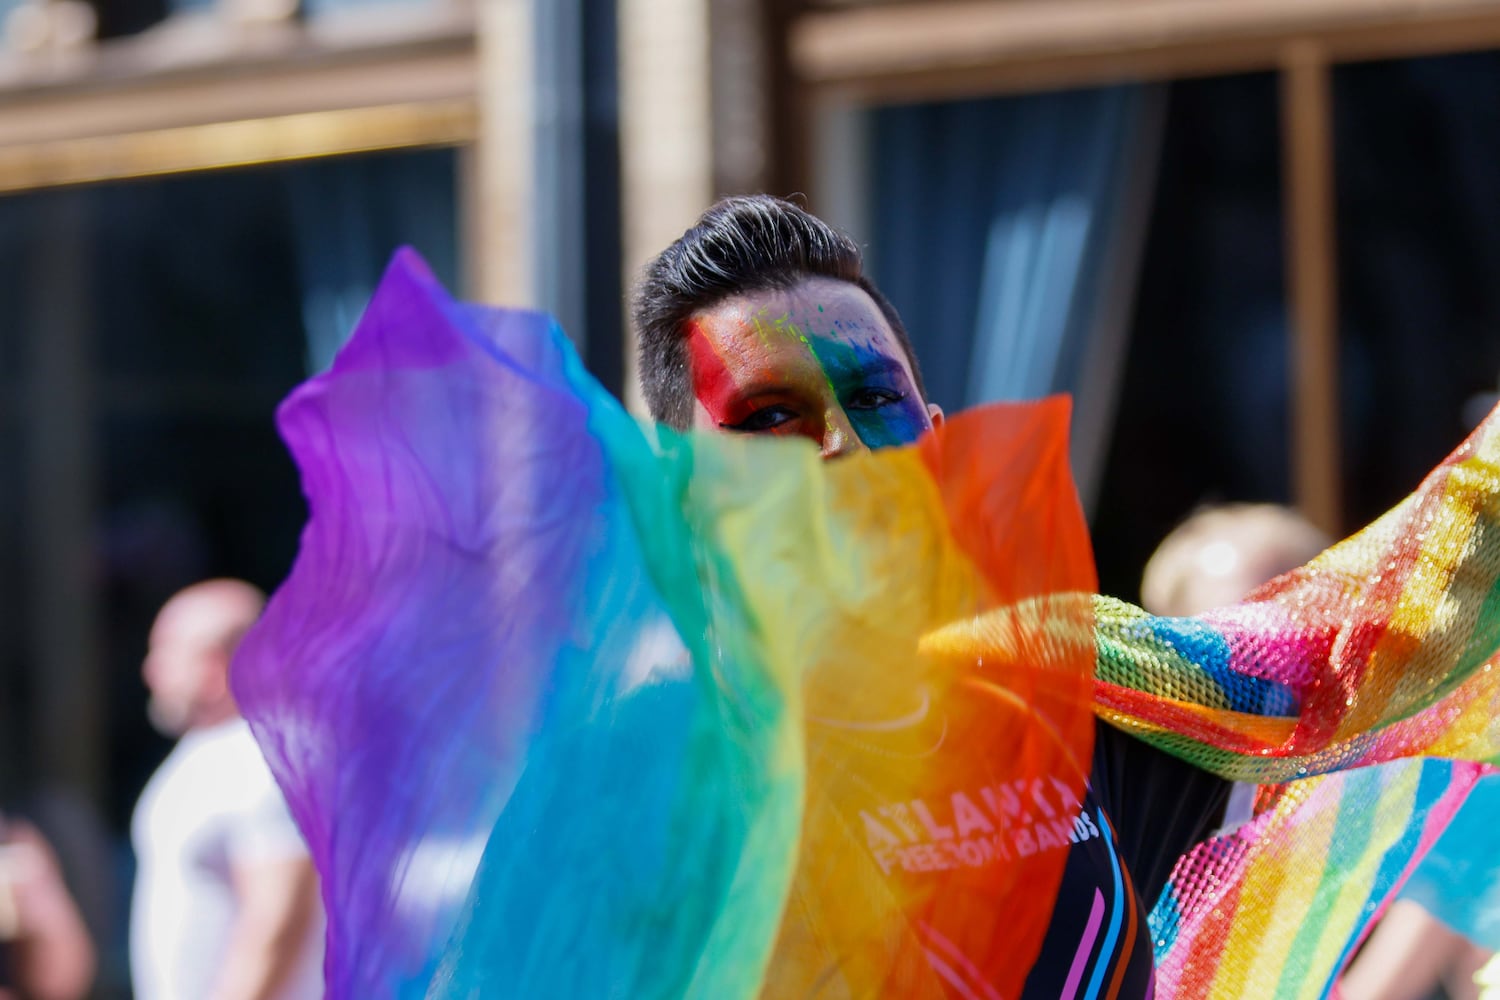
[792,0,1500,104]
[707,0,772,195]
[0,33,476,148]
[468,0,533,307]
[1281,44,1342,536]
[764,0,813,198]
[618,0,716,415]
[0,100,477,193]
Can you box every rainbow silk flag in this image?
[234,251,1500,998]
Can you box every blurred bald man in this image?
[130,580,323,1000]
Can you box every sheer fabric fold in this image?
[234,251,1097,998]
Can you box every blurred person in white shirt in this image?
[131,579,323,1000]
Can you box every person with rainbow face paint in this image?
[233,194,1500,999]
[633,195,1227,997]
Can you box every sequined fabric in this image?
[1089,413,1500,997]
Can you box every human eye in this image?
[845,387,906,411]
[723,405,797,433]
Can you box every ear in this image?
[205,650,234,701]
[927,403,945,429]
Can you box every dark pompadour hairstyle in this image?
[632,194,927,429]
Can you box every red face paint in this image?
[686,320,753,426]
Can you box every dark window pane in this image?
[1333,51,1500,529]
[0,147,459,997]
[1093,73,1289,601]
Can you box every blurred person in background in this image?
[1340,870,1494,1000]
[1140,502,1332,619]
[131,579,323,1000]
[0,813,94,1000]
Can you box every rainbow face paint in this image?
[687,277,932,455]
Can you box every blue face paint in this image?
[804,333,929,449]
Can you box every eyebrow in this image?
[845,354,908,381]
[811,344,911,388]
[729,352,910,399]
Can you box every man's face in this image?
[687,276,941,457]
[141,601,228,736]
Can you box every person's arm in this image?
[1338,899,1491,1000]
[209,854,319,1000]
[0,820,95,1000]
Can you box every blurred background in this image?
[0,0,1498,994]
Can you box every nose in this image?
[820,405,867,459]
